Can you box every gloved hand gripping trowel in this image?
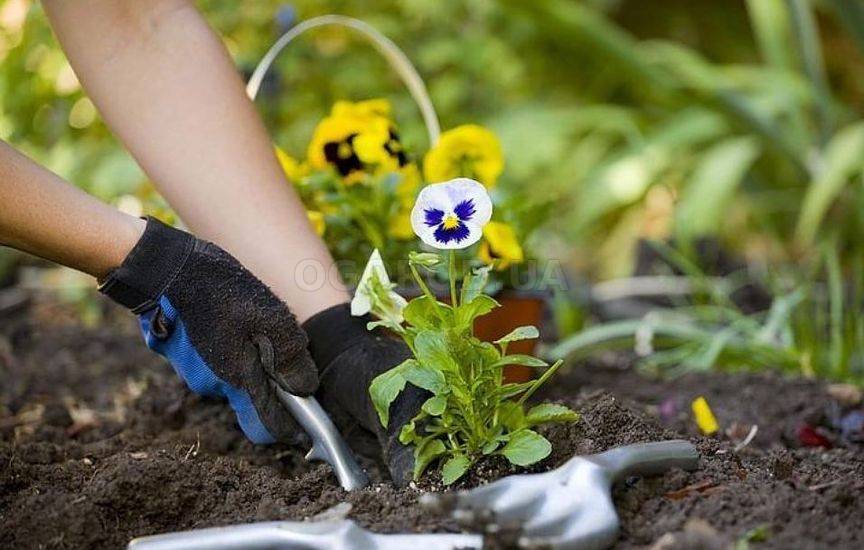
[255,336,369,491]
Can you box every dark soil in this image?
[2,292,863,549]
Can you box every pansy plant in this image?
[278,103,531,286]
[355,178,579,484]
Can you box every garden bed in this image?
[1,293,862,549]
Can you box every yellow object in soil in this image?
[692,396,719,435]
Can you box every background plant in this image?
[280,97,535,288]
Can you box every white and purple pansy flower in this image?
[410,178,492,249]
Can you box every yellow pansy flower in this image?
[307,210,326,236]
[331,98,392,119]
[274,146,307,183]
[423,124,504,188]
[307,99,409,182]
[478,221,524,270]
[353,121,398,168]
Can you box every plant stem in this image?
[517,359,565,406]
[409,263,435,302]
[409,262,447,322]
[449,250,458,308]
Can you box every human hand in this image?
[99,217,318,443]
[304,304,427,486]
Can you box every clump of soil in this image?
[2,293,863,549]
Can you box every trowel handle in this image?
[587,439,699,481]
[274,387,370,491]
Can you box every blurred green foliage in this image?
[4,0,864,279]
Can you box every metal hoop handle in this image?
[246,14,441,146]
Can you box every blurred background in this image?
[2,0,863,383]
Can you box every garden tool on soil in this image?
[256,336,369,491]
[127,439,698,550]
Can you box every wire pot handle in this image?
[246,14,441,146]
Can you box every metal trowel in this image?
[128,439,698,549]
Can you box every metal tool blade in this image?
[273,386,369,491]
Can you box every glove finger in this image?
[385,438,414,488]
[382,383,428,486]
[278,348,319,396]
[240,338,307,443]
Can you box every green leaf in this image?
[399,418,420,445]
[403,296,444,329]
[501,430,552,466]
[797,122,864,244]
[455,295,499,328]
[787,0,833,142]
[498,401,527,431]
[494,325,540,346]
[413,439,446,480]
[441,454,472,484]
[402,295,452,329]
[481,426,505,455]
[526,403,580,426]
[408,251,441,269]
[676,137,761,241]
[461,265,492,304]
[367,319,403,332]
[492,354,549,368]
[746,0,795,70]
[369,359,414,427]
[421,394,447,416]
[497,381,536,400]
[482,439,502,455]
[404,361,447,394]
[414,330,460,373]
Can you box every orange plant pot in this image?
[473,291,546,384]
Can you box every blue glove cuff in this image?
[139,296,276,444]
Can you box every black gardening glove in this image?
[99,217,317,444]
[303,303,427,486]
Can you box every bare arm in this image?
[0,141,145,279]
[42,0,348,322]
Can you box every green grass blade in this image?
[546,320,643,360]
[747,0,795,69]
[797,122,864,244]
[676,136,762,242]
[787,0,834,143]
[824,240,846,377]
[745,0,811,152]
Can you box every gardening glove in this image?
[303,303,427,486]
[98,216,318,444]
